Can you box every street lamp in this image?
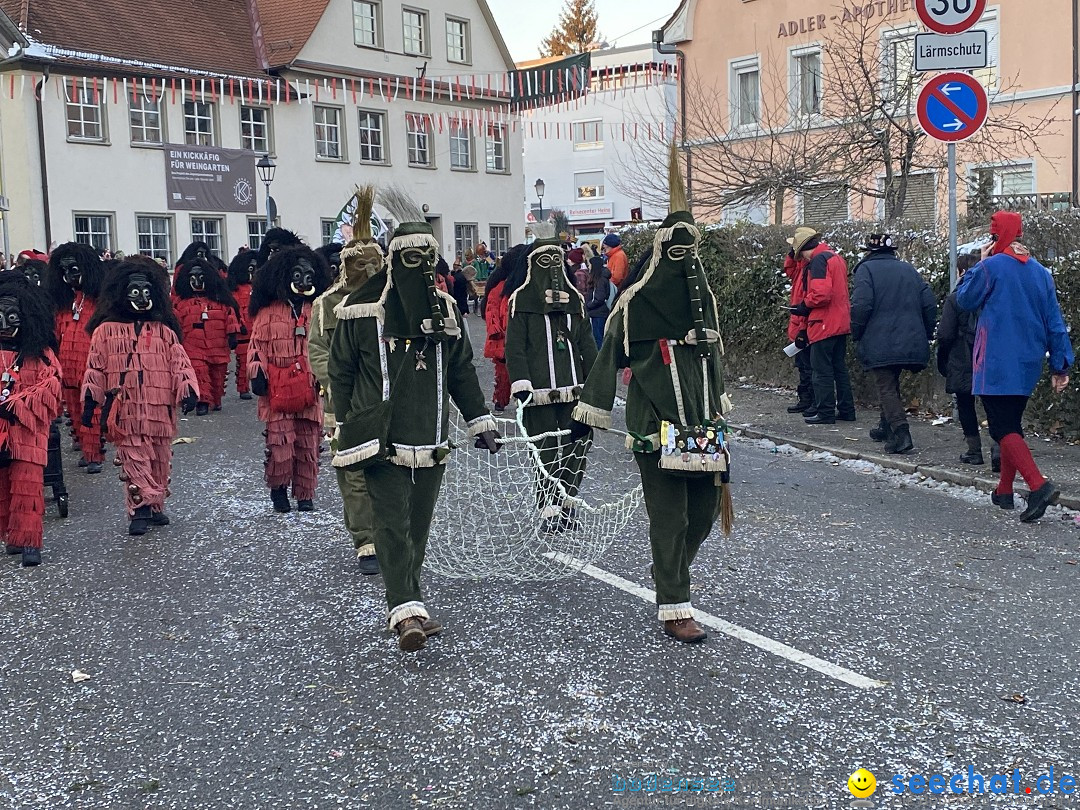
[256,153,276,229]
[534,178,546,222]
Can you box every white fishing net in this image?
[426,401,643,581]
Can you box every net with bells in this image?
[425,396,643,581]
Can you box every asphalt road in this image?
[3,341,1079,809]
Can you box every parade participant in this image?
[20,259,47,288]
[227,250,258,400]
[172,258,240,415]
[329,202,499,653]
[45,242,106,472]
[309,188,381,575]
[0,272,62,566]
[956,211,1073,522]
[257,227,302,268]
[248,246,331,514]
[83,257,199,536]
[176,241,214,274]
[483,244,525,415]
[570,146,733,644]
[316,243,345,285]
[506,226,598,529]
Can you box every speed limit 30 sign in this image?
[915,0,987,34]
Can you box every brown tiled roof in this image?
[0,0,330,77]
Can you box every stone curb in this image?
[732,424,1080,512]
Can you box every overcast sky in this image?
[486,0,680,62]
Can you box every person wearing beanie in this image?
[602,233,629,288]
[849,234,937,455]
[956,211,1073,523]
[788,227,856,425]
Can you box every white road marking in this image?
[546,552,889,691]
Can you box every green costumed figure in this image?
[505,226,598,529]
[309,186,382,576]
[328,197,499,653]
[570,145,734,644]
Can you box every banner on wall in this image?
[164,144,258,213]
[331,194,390,245]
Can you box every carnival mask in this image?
[23,265,42,287]
[290,259,317,298]
[127,273,153,313]
[327,250,342,277]
[194,247,207,260]
[532,246,568,311]
[60,256,82,289]
[237,256,257,285]
[400,246,437,275]
[188,263,207,293]
[0,296,20,339]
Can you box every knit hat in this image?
[787,227,820,255]
[990,211,1023,255]
[602,233,621,248]
[861,233,896,253]
[567,247,585,266]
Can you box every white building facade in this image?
[0,0,524,264]
[521,44,677,236]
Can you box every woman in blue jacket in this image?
[956,211,1073,523]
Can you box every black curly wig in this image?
[173,257,239,309]
[178,241,213,268]
[45,242,105,309]
[227,250,259,291]
[0,271,59,359]
[87,256,182,339]
[256,227,303,268]
[249,246,331,318]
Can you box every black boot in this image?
[21,547,41,567]
[959,434,984,465]
[869,417,891,442]
[884,424,915,454]
[297,499,314,512]
[357,554,381,575]
[5,544,22,555]
[128,505,152,536]
[195,403,209,416]
[787,399,813,414]
[991,442,1001,473]
[271,487,291,513]
[150,511,171,526]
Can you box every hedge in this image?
[619,210,1080,439]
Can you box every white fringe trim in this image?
[387,443,451,468]
[332,439,381,468]
[335,300,384,322]
[659,453,729,473]
[571,402,611,430]
[511,380,533,395]
[525,385,582,406]
[356,544,376,558]
[625,431,661,451]
[720,393,734,415]
[658,602,695,621]
[466,415,497,437]
[388,600,429,630]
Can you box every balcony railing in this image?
[987,192,1076,212]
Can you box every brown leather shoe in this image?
[421,617,443,637]
[663,618,708,644]
[396,617,427,652]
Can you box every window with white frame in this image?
[721,193,770,225]
[486,124,507,172]
[446,17,470,64]
[969,163,1035,201]
[882,27,919,103]
[403,8,428,56]
[489,225,510,257]
[248,218,272,250]
[357,110,387,163]
[136,215,171,264]
[67,86,106,141]
[575,170,605,201]
[353,0,381,48]
[454,223,479,263]
[74,214,113,252]
[190,217,224,257]
[407,114,432,167]
[449,121,474,170]
[314,105,344,160]
[971,8,1000,92]
[183,101,216,146]
[572,119,603,150]
[129,92,163,145]
[730,57,761,128]
[321,219,338,246]
[801,182,849,224]
[791,47,822,116]
[240,105,272,154]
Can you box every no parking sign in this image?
[916,72,988,143]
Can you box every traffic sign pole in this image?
[949,143,958,290]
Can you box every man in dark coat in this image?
[850,234,937,454]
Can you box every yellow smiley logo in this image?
[847,769,877,798]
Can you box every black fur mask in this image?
[21,259,47,288]
[0,271,59,358]
[227,251,259,290]
[249,246,332,318]
[174,258,238,308]
[256,227,302,268]
[45,242,104,308]
[178,241,213,268]
[87,257,182,339]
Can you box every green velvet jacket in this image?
[505,305,598,406]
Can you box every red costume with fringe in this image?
[484,280,511,408]
[0,348,62,550]
[232,283,253,395]
[82,322,199,518]
[56,294,102,461]
[173,296,239,409]
[247,301,322,500]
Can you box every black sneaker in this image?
[991,492,1015,510]
[195,403,210,416]
[86,462,103,474]
[239,392,254,401]
[1019,480,1060,523]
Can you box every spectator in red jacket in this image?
[789,228,855,425]
[783,232,813,415]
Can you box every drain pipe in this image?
[653,28,690,206]
[1072,0,1078,206]
[34,72,51,248]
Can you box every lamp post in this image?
[256,153,276,230]
[534,178,546,223]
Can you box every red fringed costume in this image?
[248,301,322,500]
[173,296,239,410]
[0,348,63,550]
[82,322,199,517]
[56,294,102,461]
[232,282,253,395]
